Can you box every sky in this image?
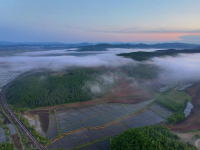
[0,0,200,43]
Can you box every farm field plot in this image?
[12,134,23,149]
[149,102,173,118]
[30,110,49,133]
[6,124,16,135]
[0,127,6,143]
[48,105,166,149]
[56,100,153,134]
[38,112,49,133]
[121,109,164,129]
[12,134,23,150]
[26,110,47,136]
[48,110,58,139]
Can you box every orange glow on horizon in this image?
[100,32,200,42]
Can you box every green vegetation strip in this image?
[155,89,191,124]
[155,89,191,112]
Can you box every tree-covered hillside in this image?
[6,68,100,108]
[110,125,197,150]
[118,49,200,61]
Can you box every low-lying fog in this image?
[0,48,154,72]
[1,48,200,89]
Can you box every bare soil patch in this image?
[50,72,67,76]
[108,79,152,104]
[29,110,49,115]
[177,131,200,143]
[12,134,23,150]
[48,110,58,139]
[23,111,35,119]
[109,96,151,104]
[34,115,46,137]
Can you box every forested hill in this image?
[0,42,199,53]
[6,68,100,108]
[118,49,200,61]
[110,125,197,150]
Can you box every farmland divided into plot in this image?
[46,100,174,149]
[0,127,6,143]
[56,100,153,134]
[48,110,58,139]
[149,102,174,118]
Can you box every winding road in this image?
[1,75,45,150]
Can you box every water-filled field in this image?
[47,101,172,149]
[56,100,153,134]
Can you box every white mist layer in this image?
[151,53,200,84]
[83,73,117,95]
[1,48,200,89]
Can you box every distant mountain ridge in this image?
[80,42,199,49]
[0,41,199,49]
[0,41,91,47]
[0,42,199,52]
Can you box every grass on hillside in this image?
[155,89,191,112]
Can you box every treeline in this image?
[110,125,197,150]
[167,111,185,124]
[118,50,178,61]
[157,97,188,112]
[0,142,14,150]
[6,68,99,108]
[155,89,190,112]
[155,89,190,124]
[117,49,200,61]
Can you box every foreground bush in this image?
[110,125,197,150]
[0,142,14,150]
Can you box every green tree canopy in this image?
[110,125,197,150]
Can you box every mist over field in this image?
[0,49,137,72]
[83,72,117,96]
